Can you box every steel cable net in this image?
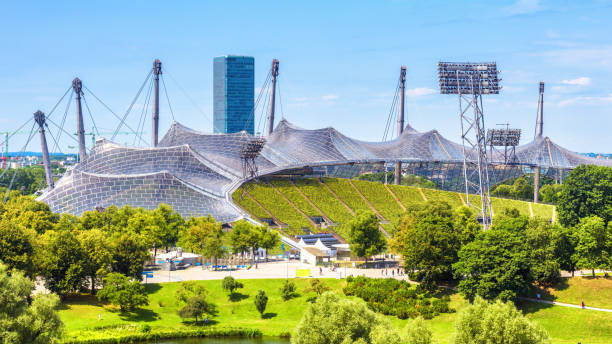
[38,118,612,221]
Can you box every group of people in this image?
[381,268,403,277]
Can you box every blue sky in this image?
[1,0,611,153]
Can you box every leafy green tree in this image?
[539,183,562,204]
[230,220,259,261]
[453,297,550,344]
[512,177,534,200]
[305,278,330,296]
[183,216,227,268]
[152,203,185,251]
[555,225,578,276]
[221,276,243,299]
[280,279,298,301]
[36,230,86,297]
[111,233,150,280]
[2,196,58,234]
[392,202,476,290]
[76,229,112,294]
[97,273,148,313]
[402,317,433,344]
[557,165,612,227]
[524,218,561,286]
[175,281,216,324]
[573,216,612,276]
[254,290,268,318]
[256,225,281,261]
[347,210,386,267]
[0,262,63,343]
[491,184,513,198]
[0,219,36,277]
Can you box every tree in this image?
[0,262,63,343]
[36,230,86,297]
[230,220,259,262]
[152,203,185,251]
[392,202,475,290]
[221,276,243,299]
[111,233,150,280]
[256,225,281,261]
[454,297,550,344]
[453,209,561,301]
[573,216,612,276]
[254,290,268,318]
[305,278,330,296]
[512,177,534,200]
[280,279,297,301]
[77,229,112,294]
[557,165,612,227]
[292,292,430,344]
[555,225,578,276]
[347,210,386,267]
[491,184,512,198]
[0,219,36,277]
[539,184,562,204]
[175,281,216,324]
[183,216,227,268]
[97,273,148,313]
[402,317,433,344]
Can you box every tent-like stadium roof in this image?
[38,119,612,221]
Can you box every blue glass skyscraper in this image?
[213,56,255,135]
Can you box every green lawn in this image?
[530,276,612,309]
[59,278,612,343]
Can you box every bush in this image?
[343,276,452,319]
[280,279,298,301]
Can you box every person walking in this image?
[581,301,585,309]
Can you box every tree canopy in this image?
[347,210,386,264]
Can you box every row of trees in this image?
[0,194,280,298]
[491,175,562,203]
[390,164,612,302]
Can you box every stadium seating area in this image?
[232,177,556,239]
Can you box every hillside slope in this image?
[232,178,555,239]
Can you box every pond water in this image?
[153,338,289,344]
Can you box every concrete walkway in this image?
[519,297,612,313]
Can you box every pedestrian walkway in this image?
[519,297,612,313]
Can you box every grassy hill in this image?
[232,177,555,238]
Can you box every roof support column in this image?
[266,59,279,136]
[73,78,87,161]
[395,66,406,185]
[152,59,162,147]
[34,110,54,189]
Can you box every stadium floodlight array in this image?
[438,62,501,95]
[487,128,521,165]
[486,128,521,147]
[438,61,500,229]
[241,137,267,178]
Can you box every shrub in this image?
[280,279,298,301]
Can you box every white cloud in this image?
[406,87,436,97]
[561,77,591,86]
[557,93,612,107]
[322,94,339,101]
[503,0,542,15]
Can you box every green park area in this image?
[57,276,612,344]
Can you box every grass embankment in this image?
[233,178,555,238]
[60,277,612,344]
[531,276,612,309]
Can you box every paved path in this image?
[519,297,612,313]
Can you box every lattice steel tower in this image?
[438,62,501,229]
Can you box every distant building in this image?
[213,56,255,135]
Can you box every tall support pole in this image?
[72,78,87,161]
[266,59,279,136]
[152,59,162,147]
[394,66,407,185]
[534,82,544,203]
[34,110,54,189]
[4,132,8,169]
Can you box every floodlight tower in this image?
[34,110,54,189]
[241,137,266,178]
[438,62,501,229]
[266,59,279,136]
[394,66,406,185]
[152,59,162,147]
